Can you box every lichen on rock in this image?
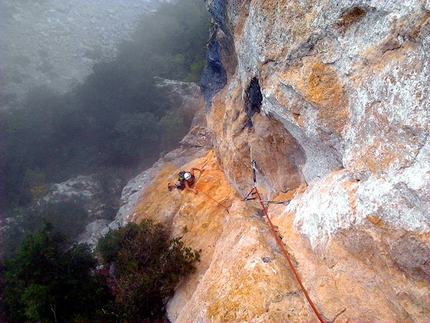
[115,0,429,322]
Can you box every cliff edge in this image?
[117,1,429,322]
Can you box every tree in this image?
[129,0,211,81]
[96,219,201,322]
[113,112,161,165]
[1,223,112,323]
[1,199,89,259]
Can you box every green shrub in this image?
[1,220,200,323]
[96,219,201,322]
[1,223,112,323]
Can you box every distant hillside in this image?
[0,0,169,105]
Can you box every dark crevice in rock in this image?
[244,77,262,128]
[286,33,321,64]
[204,0,228,33]
[202,0,238,109]
[334,6,367,35]
[200,24,227,110]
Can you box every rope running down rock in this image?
[243,160,326,323]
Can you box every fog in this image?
[0,0,165,105]
[1,1,211,320]
[1,0,210,258]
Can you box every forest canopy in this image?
[0,0,211,212]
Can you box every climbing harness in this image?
[243,160,326,323]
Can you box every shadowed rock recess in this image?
[113,1,429,322]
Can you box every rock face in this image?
[82,80,208,244]
[115,0,429,322]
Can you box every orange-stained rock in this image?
[283,59,349,137]
[207,87,307,196]
[131,149,238,230]
[117,1,429,322]
[127,151,429,322]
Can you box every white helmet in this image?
[184,172,192,180]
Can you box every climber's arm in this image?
[190,167,204,176]
[185,181,198,194]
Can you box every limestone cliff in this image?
[117,1,429,322]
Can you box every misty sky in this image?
[0,0,166,103]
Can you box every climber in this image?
[168,167,203,194]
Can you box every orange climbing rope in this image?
[193,168,230,213]
[200,190,230,212]
[244,160,326,323]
